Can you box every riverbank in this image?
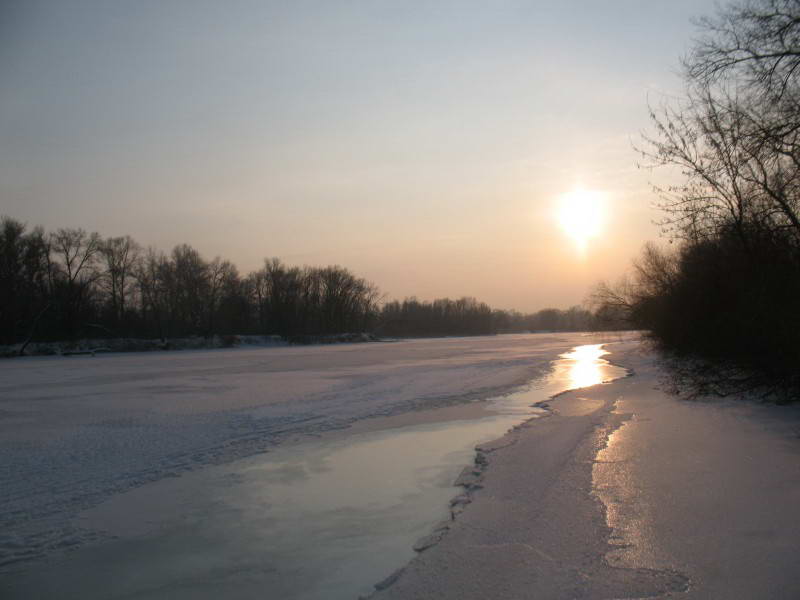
[370,340,800,599]
[0,333,388,358]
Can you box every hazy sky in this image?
[0,0,718,311]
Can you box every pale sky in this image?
[0,0,717,311]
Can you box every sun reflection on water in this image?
[562,344,608,389]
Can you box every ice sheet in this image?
[0,332,613,572]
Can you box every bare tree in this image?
[687,0,800,100]
[99,235,141,329]
[204,257,237,335]
[170,244,208,334]
[135,247,170,340]
[643,0,800,244]
[50,228,101,286]
[49,228,101,338]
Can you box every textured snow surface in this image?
[0,333,597,572]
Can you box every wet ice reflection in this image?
[562,344,611,390]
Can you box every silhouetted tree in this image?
[49,228,102,339]
[642,0,800,246]
[135,248,171,339]
[98,235,141,333]
[0,217,50,345]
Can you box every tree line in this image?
[1,216,611,348]
[378,298,599,337]
[593,0,800,395]
[0,218,380,346]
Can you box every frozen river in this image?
[0,333,627,598]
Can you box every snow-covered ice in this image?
[0,332,608,573]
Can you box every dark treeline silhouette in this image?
[495,305,599,333]
[593,0,800,397]
[0,217,380,346]
[1,216,607,349]
[379,297,494,337]
[378,298,598,337]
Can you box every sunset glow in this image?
[0,3,707,310]
[557,189,606,253]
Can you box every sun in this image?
[557,188,605,252]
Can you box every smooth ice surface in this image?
[0,335,626,598]
[591,346,800,599]
[5,417,528,600]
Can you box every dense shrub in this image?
[623,230,800,377]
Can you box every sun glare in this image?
[563,344,608,389]
[557,188,606,252]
